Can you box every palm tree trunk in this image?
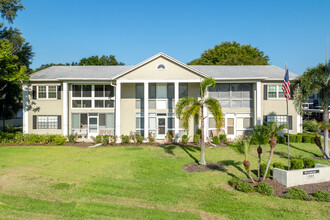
[258,154,261,182]
[262,147,274,182]
[199,108,206,165]
[247,170,255,184]
[323,105,329,159]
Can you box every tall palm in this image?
[251,125,269,182]
[262,122,286,182]
[176,78,224,165]
[231,138,255,184]
[292,61,329,158]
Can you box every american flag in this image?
[282,65,290,101]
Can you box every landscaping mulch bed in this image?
[182,162,226,172]
[243,178,330,197]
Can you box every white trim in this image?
[117,79,202,83]
[256,81,262,125]
[22,83,29,134]
[115,82,121,137]
[297,114,302,133]
[144,82,149,139]
[174,82,179,141]
[214,78,267,82]
[63,82,68,136]
[112,52,209,80]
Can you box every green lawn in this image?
[0,143,329,219]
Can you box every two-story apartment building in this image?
[23,53,302,141]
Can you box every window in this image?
[267,115,287,126]
[37,116,58,129]
[179,83,188,98]
[268,85,285,99]
[136,113,144,136]
[209,83,252,108]
[38,86,57,99]
[157,64,165,70]
[72,85,114,109]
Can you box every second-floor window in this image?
[72,85,114,108]
[38,85,57,99]
[268,85,284,98]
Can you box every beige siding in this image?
[121,57,202,80]
[120,83,136,135]
[28,83,63,135]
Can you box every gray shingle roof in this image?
[190,65,299,80]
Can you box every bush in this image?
[68,134,78,144]
[213,136,219,144]
[102,135,109,145]
[290,158,304,170]
[296,135,303,143]
[277,136,286,144]
[181,135,188,145]
[219,134,227,143]
[121,135,130,144]
[148,132,155,143]
[284,188,308,200]
[284,134,296,143]
[193,134,200,144]
[166,131,173,143]
[94,135,102,144]
[236,181,254,193]
[257,182,274,196]
[273,162,285,170]
[136,135,144,144]
[196,129,201,135]
[249,136,258,145]
[110,135,117,144]
[260,163,271,178]
[312,190,330,202]
[302,135,311,143]
[303,157,316,168]
[53,135,67,145]
[229,177,241,188]
[310,135,316,144]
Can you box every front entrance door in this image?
[226,116,235,139]
[157,117,166,139]
[88,116,98,138]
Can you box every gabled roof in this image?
[29,52,299,81]
[111,52,210,79]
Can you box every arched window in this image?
[157,64,165,70]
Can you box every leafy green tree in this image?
[262,122,286,182]
[175,78,224,165]
[292,61,329,158]
[0,0,24,23]
[188,41,269,65]
[79,55,124,66]
[231,138,255,183]
[251,125,269,181]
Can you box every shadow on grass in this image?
[219,160,247,179]
[288,144,321,157]
[160,145,200,163]
[160,145,177,155]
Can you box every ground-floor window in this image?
[36,116,58,129]
[136,113,144,136]
[144,113,175,139]
[265,115,292,130]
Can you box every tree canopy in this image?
[0,0,24,23]
[188,41,269,65]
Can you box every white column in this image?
[174,82,179,141]
[63,82,68,136]
[203,89,208,141]
[256,81,262,125]
[22,83,29,134]
[144,82,149,139]
[115,81,121,138]
[297,113,302,133]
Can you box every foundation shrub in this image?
[303,157,316,168]
[121,135,130,144]
[181,135,188,145]
[102,135,110,145]
[302,135,311,143]
[148,132,155,143]
[136,135,144,144]
[110,135,117,144]
[213,136,219,144]
[53,135,67,145]
[277,136,286,144]
[193,134,200,144]
[219,134,227,143]
[166,131,173,143]
[68,134,78,144]
[296,135,303,143]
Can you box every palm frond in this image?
[181,103,201,133]
[263,121,286,138]
[200,77,215,98]
[175,97,199,119]
[204,97,224,133]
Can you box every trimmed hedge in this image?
[296,135,303,143]
[0,132,68,145]
[290,158,304,170]
[213,136,219,144]
[277,136,286,144]
[273,162,285,170]
[303,157,316,168]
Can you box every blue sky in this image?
[10,0,330,74]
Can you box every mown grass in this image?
[0,143,329,219]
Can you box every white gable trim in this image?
[111,52,210,80]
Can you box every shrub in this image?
[303,157,316,168]
[193,134,200,144]
[284,188,308,200]
[53,135,67,145]
[136,135,144,144]
[273,162,285,170]
[310,135,316,144]
[102,135,110,145]
[277,136,286,144]
[219,134,227,143]
[260,163,271,178]
[296,135,303,143]
[94,135,102,144]
[302,135,311,143]
[312,190,330,202]
[236,181,254,193]
[129,133,136,144]
[249,136,258,145]
[68,134,78,144]
[166,131,173,143]
[196,129,201,135]
[284,134,296,143]
[110,135,117,144]
[229,177,241,188]
[213,136,219,144]
[121,135,130,144]
[290,158,304,170]
[148,132,155,143]
[257,182,274,196]
[181,135,188,145]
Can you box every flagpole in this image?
[286,63,290,170]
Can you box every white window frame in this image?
[268,85,285,99]
[37,115,58,129]
[267,115,287,126]
[37,85,57,100]
[71,84,115,109]
[236,116,253,131]
[136,113,144,136]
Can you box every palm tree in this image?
[262,121,286,182]
[231,138,255,184]
[292,61,329,158]
[251,125,269,182]
[176,78,224,165]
